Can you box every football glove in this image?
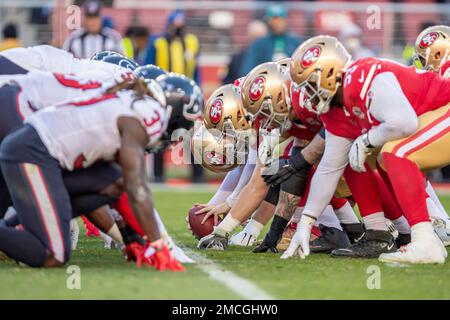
[281,215,315,259]
[125,241,151,267]
[348,133,374,173]
[262,147,311,186]
[144,239,185,272]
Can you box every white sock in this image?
[426,197,449,221]
[334,201,360,224]
[426,181,449,220]
[107,223,124,244]
[215,214,241,236]
[363,212,388,231]
[243,219,264,237]
[317,205,343,231]
[291,207,303,223]
[391,216,411,234]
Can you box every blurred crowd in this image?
[0,0,449,182]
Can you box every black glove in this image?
[262,147,311,186]
[252,216,289,254]
[253,238,279,253]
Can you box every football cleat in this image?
[379,222,447,265]
[69,219,79,251]
[165,236,195,264]
[431,218,450,246]
[331,229,397,258]
[100,232,113,249]
[310,224,351,254]
[341,222,365,244]
[229,230,258,247]
[197,233,228,250]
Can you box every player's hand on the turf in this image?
[144,239,185,272]
[125,241,152,267]
[195,202,230,225]
[349,134,374,173]
[281,215,315,259]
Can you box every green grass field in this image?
[1,189,449,300]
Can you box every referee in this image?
[63,0,124,59]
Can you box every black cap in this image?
[84,0,102,17]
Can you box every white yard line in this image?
[183,247,275,300]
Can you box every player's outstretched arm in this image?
[118,117,160,242]
[118,117,184,271]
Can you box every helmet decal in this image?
[205,151,225,165]
[301,46,321,68]
[420,32,439,48]
[249,76,266,101]
[209,98,223,125]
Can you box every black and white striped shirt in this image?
[63,27,124,59]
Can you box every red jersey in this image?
[439,60,450,78]
[288,83,323,140]
[322,57,450,139]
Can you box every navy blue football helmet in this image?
[134,64,167,81]
[156,73,204,135]
[100,55,139,71]
[90,50,123,61]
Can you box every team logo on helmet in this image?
[205,151,225,165]
[249,76,265,101]
[420,32,439,48]
[209,98,223,124]
[301,46,321,68]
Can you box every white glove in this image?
[281,215,315,259]
[348,134,373,173]
[229,230,257,246]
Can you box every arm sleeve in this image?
[366,72,419,147]
[207,166,243,206]
[302,130,353,219]
[225,161,256,208]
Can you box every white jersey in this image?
[0,71,108,119]
[27,90,167,170]
[0,45,128,82]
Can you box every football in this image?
[188,205,221,239]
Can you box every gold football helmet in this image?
[204,84,250,133]
[290,35,351,114]
[413,25,450,71]
[241,62,291,131]
[191,124,244,173]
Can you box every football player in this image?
[0,46,131,81]
[284,35,449,264]
[197,62,355,251]
[413,25,450,244]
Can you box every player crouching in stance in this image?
[0,77,184,270]
[284,35,449,264]
[412,25,450,244]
